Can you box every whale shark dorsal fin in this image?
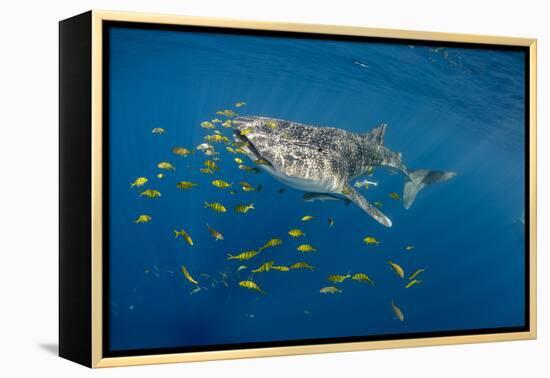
[365,123,388,145]
[343,184,392,227]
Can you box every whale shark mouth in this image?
[232,130,272,167]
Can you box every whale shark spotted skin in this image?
[232,116,456,227]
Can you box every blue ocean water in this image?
[108,26,526,352]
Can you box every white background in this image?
[0,0,547,376]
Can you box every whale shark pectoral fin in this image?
[343,185,392,227]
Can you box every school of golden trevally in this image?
[127,101,426,324]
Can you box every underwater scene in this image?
[108,26,527,353]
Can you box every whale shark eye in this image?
[318,147,323,152]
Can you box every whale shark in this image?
[232,116,456,227]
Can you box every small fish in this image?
[140,189,161,198]
[134,214,152,224]
[341,187,352,195]
[290,262,314,271]
[288,229,305,237]
[353,179,378,189]
[388,192,401,200]
[391,300,405,321]
[405,279,422,289]
[157,162,175,171]
[304,310,312,315]
[222,120,233,128]
[388,260,405,278]
[256,184,263,192]
[216,109,238,118]
[130,177,148,188]
[238,280,265,294]
[240,129,253,136]
[235,102,247,107]
[409,268,426,280]
[351,273,375,285]
[303,192,351,206]
[327,274,351,283]
[226,146,236,153]
[238,164,260,173]
[176,181,198,190]
[277,188,286,194]
[206,223,224,241]
[297,244,316,253]
[212,179,232,189]
[320,286,342,294]
[234,157,244,164]
[234,148,247,154]
[236,265,248,272]
[200,121,216,129]
[211,118,222,123]
[229,190,237,195]
[258,238,283,252]
[271,265,290,272]
[239,181,255,192]
[151,127,165,134]
[265,120,279,129]
[204,160,219,171]
[353,60,369,69]
[363,236,381,246]
[204,202,227,213]
[157,173,165,179]
[405,245,415,251]
[374,201,383,208]
[181,265,198,285]
[252,261,275,273]
[301,215,315,221]
[172,147,194,156]
[254,159,269,165]
[197,142,214,151]
[328,218,334,227]
[234,203,255,213]
[204,134,227,143]
[227,250,259,261]
[174,229,193,246]
[200,168,214,175]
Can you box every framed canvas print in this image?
[59,10,537,368]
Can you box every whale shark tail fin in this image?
[403,169,457,209]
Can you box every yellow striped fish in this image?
[391,300,404,321]
[319,286,341,294]
[176,181,198,189]
[140,189,161,198]
[227,250,259,261]
[409,268,425,280]
[297,244,316,253]
[387,261,405,279]
[130,177,148,188]
[301,215,315,221]
[134,215,151,224]
[327,274,351,283]
[258,238,283,252]
[238,280,265,294]
[157,162,175,171]
[252,261,275,273]
[290,262,314,271]
[234,204,255,213]
[288,229,305,237]
[174,229,193,246]
[181,266,198,285]
[351,273,374,285]
[212,179,232,189]
[271,265,290,272]
[204,202,226,213]
[405,279,422,289]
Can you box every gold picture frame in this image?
[59,10,537,368]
